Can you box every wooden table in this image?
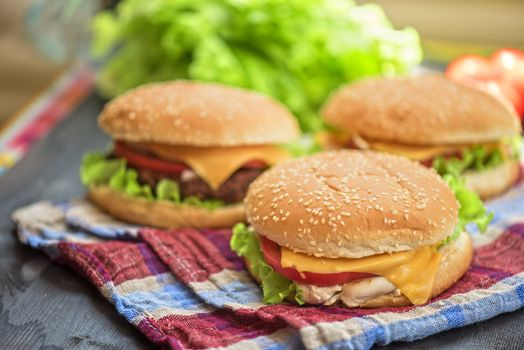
[1,92,523,349]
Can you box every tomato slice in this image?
[114,141,189,174]
[446,54,497,82]
[259,236,373,286]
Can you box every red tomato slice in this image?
[114,141,189,174]
[259,236,373,286]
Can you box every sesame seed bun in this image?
[322,74,521,146]
[245,150,459,258]
[88,186,245,228]
[356,231,472,308]
[98,81,300,147]
[464,158,520,199]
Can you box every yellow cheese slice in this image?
[368,140,502,161]
[133,142,290,190]
[315,131,349,150]
[368,141,466,161]
[281,245,441,305]
[319,131,501,161]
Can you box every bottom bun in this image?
[88,186,245,229]
[464,159,519,199]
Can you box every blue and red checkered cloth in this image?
[12,171,524,349]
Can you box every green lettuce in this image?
[507,135,523,160]
[80,152,224,209]
[284,134,322,158]
[433,136,522,177]
[440,174,493,247]
[91,0,422,132]
[432,145,504,178]
[230,223,304,305]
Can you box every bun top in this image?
[99,81,299,146]
[245,150,458,258]
[322,74,521,145]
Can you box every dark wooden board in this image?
[0,92,523,349]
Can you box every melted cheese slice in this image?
[132,142,290,190]
[319,131,501,161]
[315,131,352,150]
[367,140,499,161]
[281,246,441,305]
[368,141,463,161]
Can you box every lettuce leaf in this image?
[439,174,493,247]
[433,136,522,177]
[80,152,224,209]
[91,0,422,132]
[230,223,304,305]
[507,135,523,160]
[284,134,322,158]
[432,145,504,177]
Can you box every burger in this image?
[80,81,299,228]
[231,150,491,307]
[321,74,522,198]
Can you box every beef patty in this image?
[137,166,263,204]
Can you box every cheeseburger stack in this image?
[232,151,487,308]
[322,74,522,198]
[81,81,299,228]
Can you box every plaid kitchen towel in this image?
[12,177,524,349]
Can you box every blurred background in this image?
[0,0,523,173]
[1,0,523,123]
[359,0,524,54]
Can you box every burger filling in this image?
[81,141,290,208]
[231,175,492,307]
[297,277,398,306]
[319,131,522,177]
[133,165,262,203]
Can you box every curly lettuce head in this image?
[91,0,422,131]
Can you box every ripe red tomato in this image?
[446,54,497,82]
[259,235,373,286]
[491,49,524,100]
[446,49,524,117]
